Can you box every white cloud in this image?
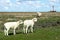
[27,1,41,5]
[26,1,34,5]
[16,0,20,1]
[0,0,13,10]
[49,0,60,3]
[6,0,11,3]
[0,0,12,6]
[16,2,21,5]
[16,0,24,6]
[4,6,9,10]
[58,6,60,9]
[50,0,56,2]
[24,1,42,7]
[15,0,42,8]
[34,4,41,8]
[16,1,22,5]
[49,0,60,6]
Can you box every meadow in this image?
[0,14,60,40]
[0,26,60,40]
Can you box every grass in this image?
[0,16,60,40]
[0,26,60,40]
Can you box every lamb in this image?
[37,12,42,17]
[23,18,37,33]
[4,20,23,36]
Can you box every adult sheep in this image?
[23,18,37,33]
[4,20,23,36]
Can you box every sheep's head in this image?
[37,12,42,17]
[32,18,37,22]
[18,20,23,24]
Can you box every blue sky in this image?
[0,0,60,12]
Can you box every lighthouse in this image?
[50,5,56,12]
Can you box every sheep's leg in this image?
[13,28,16,35]
[13,29,16,35]
[4,27,7,36]
[4,29,7,36]
[6,29,9,36]
[23,26,25,33]
[30,25,33,33]
[26,26,29,33]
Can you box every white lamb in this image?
[23,18,37,33]
[37,12,42,17]
[4,20,23,36]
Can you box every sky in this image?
[0,0,60,12]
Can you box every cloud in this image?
[0,0,12,6]
[24,1,42,7]
[49,0,60,3]
[14,1,50,9]
[48,0,60,7]
[0,0,60,12]
[4,7,9,10]
[50,0,57,2]
[16,2,21,5]
[15,1,42,8]
[6,0,11,3]
[0,0,13,10]
[15,0,50,8]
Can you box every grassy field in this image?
[0,12,60,17]
[0,15,60,40]
[0,26,60,40]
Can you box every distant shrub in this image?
[36,16,60,28]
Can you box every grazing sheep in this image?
[37,12,42,17]
[23,18,37,33]
[4,20,23,36]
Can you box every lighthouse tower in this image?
[50,5,56,12]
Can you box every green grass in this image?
[0,16,60,40]
[0,26,60,40]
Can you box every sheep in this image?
[23,18,37,33]
[37,12,42,17]
[4,20,23,36]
